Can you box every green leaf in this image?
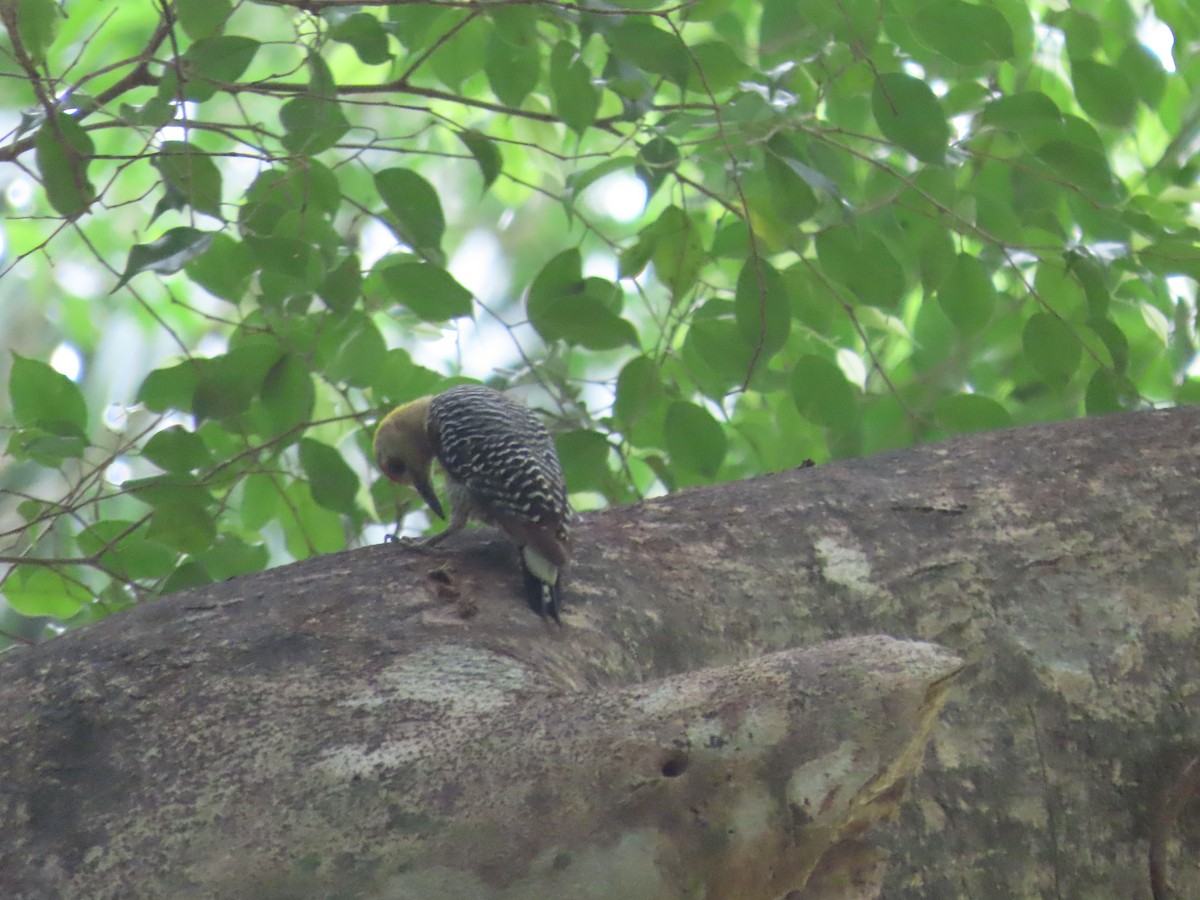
[815,225,906,309]
[364,350,419,403]
[1138,301,1169,347]
[913,0,1015,65]
[685,318,755,392]
[664,401,727,476]
[113,228,214,291]
[317,312,388,387]
[980,91,1062,137]
[146,501,217,554]
[485,25,541,108]
[1180,379,1200,406]
[758,0,818,65]
[143,426,212,473]
[386,4,445,48]
[791,355,859,427]
[377,260,473,321]
[3,566,89,618]
[242,474,282,530]
[636,136,680,196]
[940,81,991,116]
[918,226,957,292]
[619,228,656,280]
[300,438,361,515]
[937,254,997,335]
[185,233,254,303]
[711,222,751,261]
[35,115,95,218]
[282,483,345,557]
[17,0,61,65]
[286,161,343,215]
[161,561,213,594]
[149,180,186,225]
[1085,369,1124,415]
[10,354,87,435]
[734,258,790,362]
[119,97,175,129]
[607,19,692,87]
[871,72,949,164]
[818,0,878,44]
[1053,8,1100,61]
[193,343,283,421]
[766,143,845,205]
[260,353,316,437]
[177,0,232,41]
[178,36,260,102]
[193,536,269,581]
[933,394,1013,434]
[1071,60,1137,128]
[280,94,350,155]
[457,130,502,192]
[1034,262,1087,322]
[430,14,487,91]
[565,156,637,207]
[764,146,818,224]
[1022,313,1082,386]
[1140,239,1200,281]
[125,472,215,509]
[550,41,599,134]
[651,206,705,300]
[78,521,178,580]
[614,356,665,428]
[528,247,582,309]
[152,142,223,219]
[555,430,612,492]
[1118,42,1166,107]
[317,252,362,314]
[1086,318,1128,374]
[526,250,635,348]
[529,274,640,350]
[139,361,201,413]
[8,427,86,465]
[1035,140,1114,198]
[242,236,325,293]
[329,12,392,65]
[375,168,446,260]
[1070,258,1110,319]
[688,41,752,93]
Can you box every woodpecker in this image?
[373,384,571,621]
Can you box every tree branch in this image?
[1,407,1199,897]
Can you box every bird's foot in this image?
[383,533,429,550]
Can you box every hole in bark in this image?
[660,751,689,778]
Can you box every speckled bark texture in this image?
[1,405,1197,898]
[0,626,958,899]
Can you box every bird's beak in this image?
[412,471,445,519]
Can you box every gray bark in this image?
[1,405,1198,898]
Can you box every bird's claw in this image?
[383,533,428,551]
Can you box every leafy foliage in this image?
[0,0,1198,645]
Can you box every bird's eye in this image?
[383,457,407,481]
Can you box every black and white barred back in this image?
[427,385,570,544]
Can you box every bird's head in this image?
[373,396,444,519]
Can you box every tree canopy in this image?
[1,0,1198,645]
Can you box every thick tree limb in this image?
[1,406,1198,898]
[0,626,957,899]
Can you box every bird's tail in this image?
[520,546,562,622]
